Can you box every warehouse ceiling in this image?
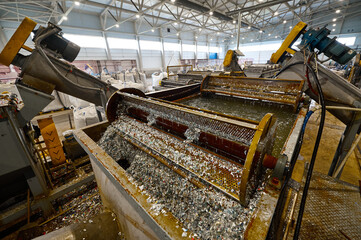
[0,0,360,42]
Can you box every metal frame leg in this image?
[328,112,361,178]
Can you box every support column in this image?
[102,31,112,60]
[179,39,183,61]
[206,35,210,60]
[329,112,361,178]
[0,25,7,49]
[134,22,143,71]
[136,35,143,71]
[236,12,241,51]
[160,36,166,70]
[195,40,198,66]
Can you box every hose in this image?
[293,62,326,239]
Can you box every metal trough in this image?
[73,79,308,239]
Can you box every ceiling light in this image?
[136,14,140,18]
[232,41,234,44]
[268,33,271,36]
[233,20,236,24]
[248,26,251,29]
[231,34,234,37]
[283,20,287,24]
[217,32,220,35]
[259,30,262,33]
[115,24,119,28]
[151,29,154,32]
[210,38,213,41]
[336,9,340,13]
[74,1,80,6]
[62,16,68,20]
[176,32,179,36]
[333,23,336,26]
[171,0,176,2]
[251,39,253,41]
[333,18,337,22]
[275,11,279,15]
[242,37,245,39]
[199,28,202,31]
[275,36,278,38]
[332,29,335,31]
[174,22,178,25]
[209,11,213,16]
[195,36,198,39]
[289,26,292,29]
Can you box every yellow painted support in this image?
[270,22,308,64]
[223,50,234,67]
[0,17,37,66]
[239,113,273,206]
[37,117,66,166]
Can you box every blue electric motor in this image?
[300,25,356,64]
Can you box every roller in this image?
[106,88,278,206]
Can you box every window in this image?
[107,38,138,49]
[197,45,208,52]
[164,42,180,51]
[240,42,282,52]
[183,44,195,52]
[140,40,161,50]
[209,46,220,53]
[63,34,106,48]
[337,37,356,46]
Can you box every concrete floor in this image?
[300,110,361,185]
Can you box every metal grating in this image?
[113,115,244,200]
[120,93,258,146]
[201,76,304,109]
[289,172,361,240]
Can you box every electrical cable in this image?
[293,62,326,239]
[306,61,318,96]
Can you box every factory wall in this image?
[0,14,225,73]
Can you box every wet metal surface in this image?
[179,94,298,158]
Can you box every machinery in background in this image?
[0,17,117,229]
[222,49,246,75]
[160,50,246,87]
[243,64,282,78]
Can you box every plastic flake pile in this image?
[98,117,266,239]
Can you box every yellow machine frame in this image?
[270,22,307,64]
[0,17,36,66]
